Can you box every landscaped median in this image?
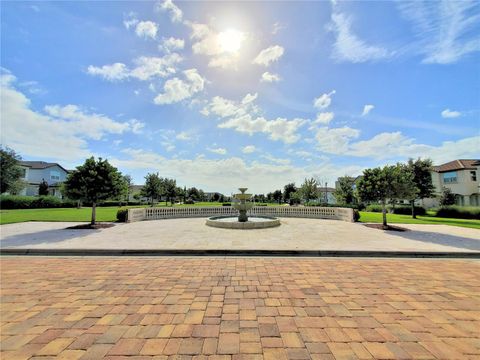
[1,206,479,229]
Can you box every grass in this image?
[0,202,280,224]
[359,211,480,230]
[1,206,478,229]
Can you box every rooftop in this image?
[433,159,480,173]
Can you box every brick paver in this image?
[1,257,479,359]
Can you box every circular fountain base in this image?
[206,216,280,229]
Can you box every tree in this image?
[439,187,456,206]
[0,146,23,194]
[162,178,177,206]
[64,157,125,225]
[198,189,206,202]
[299,178,319,202]
[187,187,200,201]
[212,192,220,202]
[334,176,355,205]
[123,175,133,202]
[272,190,282,204]
[404,158,435,218]
[357,164,412,229]
[141,173,163,206]
[283,183,297,204]
[38,179,49,196]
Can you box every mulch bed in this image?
[66,223,115,230]
[364,223,409,232]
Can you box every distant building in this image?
[18,161,70,198]
[428,159,479,207]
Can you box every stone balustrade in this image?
[127,206,354,223]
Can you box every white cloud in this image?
[156,0,183,23]
[329,13,391,63]
[154,68,205,105]
[176,131,191,140]
[159,37,185,53]
[87,53,182,82]
[86,63,129,81]
[398,0,480,64]
[261,72,281,82]
[123,12,139,30]
[314,112,334,124]
[313,90,336,109]
[242,145,256,154]
[203,93,305,144]
[253,45,285,66]
[362,104,375,116]
[0,71,142,161]
[261,154,291,165]
[315,126,360,154]
[272,22,285,35]
[208,147,227,155]
[135,21,158,39]
[111,148,364,194]
[441,108,461,118]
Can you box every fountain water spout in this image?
[232,188,254,222]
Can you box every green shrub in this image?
[365,204,426,215]
[184,198,194,204]
[222,203,231,206]
[116,209,128,222]
[353,209,360,222]
[0,195,77,209]
[436,206,480,220]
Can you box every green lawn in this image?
[1,207,478,229]
[359,211,480,229]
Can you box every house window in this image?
[20,168,26,178]
[50,170,60,181]
[471,171,477,182]
[443,171,457,183]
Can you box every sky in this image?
[1,0,479,194]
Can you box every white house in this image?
[18,161,70,198]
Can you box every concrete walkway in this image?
[1,218,479,252]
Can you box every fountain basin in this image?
[206,216,280,229]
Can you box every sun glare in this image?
[217,29,244,53]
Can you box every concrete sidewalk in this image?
[1,218,479,252]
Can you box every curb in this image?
[0,249,479,258]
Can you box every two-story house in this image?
[18,161,70,198]
[430,159,479,207]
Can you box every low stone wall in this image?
[127,206,354,223]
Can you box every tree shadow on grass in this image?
[387,228,480,251]
[0,227,102,248]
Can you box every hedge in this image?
[436,206,480,220]
[0,195,77,209]
[116,209,128,222]
[0,195,143,209]
[365,204,426,216]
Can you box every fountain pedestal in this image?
[233,188,253,222]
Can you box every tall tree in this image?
[0,146,23,194]
[406,158,435,218]
[162,178,177,206]
[187,187,200,201]
[357,164,412,228]
[272,190,283,204]
[334,176,356,205]
[64,157,125,225]
[283,183,297,204]
[123,175,133,202]
[141,173,163,206]
[38,179,49,196]
[299,178,319,202]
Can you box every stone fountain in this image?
[233,187,254,222]
[205,187,280,229]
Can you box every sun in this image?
[217,29,245,53]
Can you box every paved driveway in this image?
[1,218,479,252]
[1,257,479,359]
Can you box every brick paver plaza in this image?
[1,257,479,359]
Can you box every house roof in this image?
[19,161,69,173]
[433,159,480,173]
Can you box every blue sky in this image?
[1,0,479,193]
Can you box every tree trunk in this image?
[91,202,96,225]
[411,200,416,219]
[381,200,388,229]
